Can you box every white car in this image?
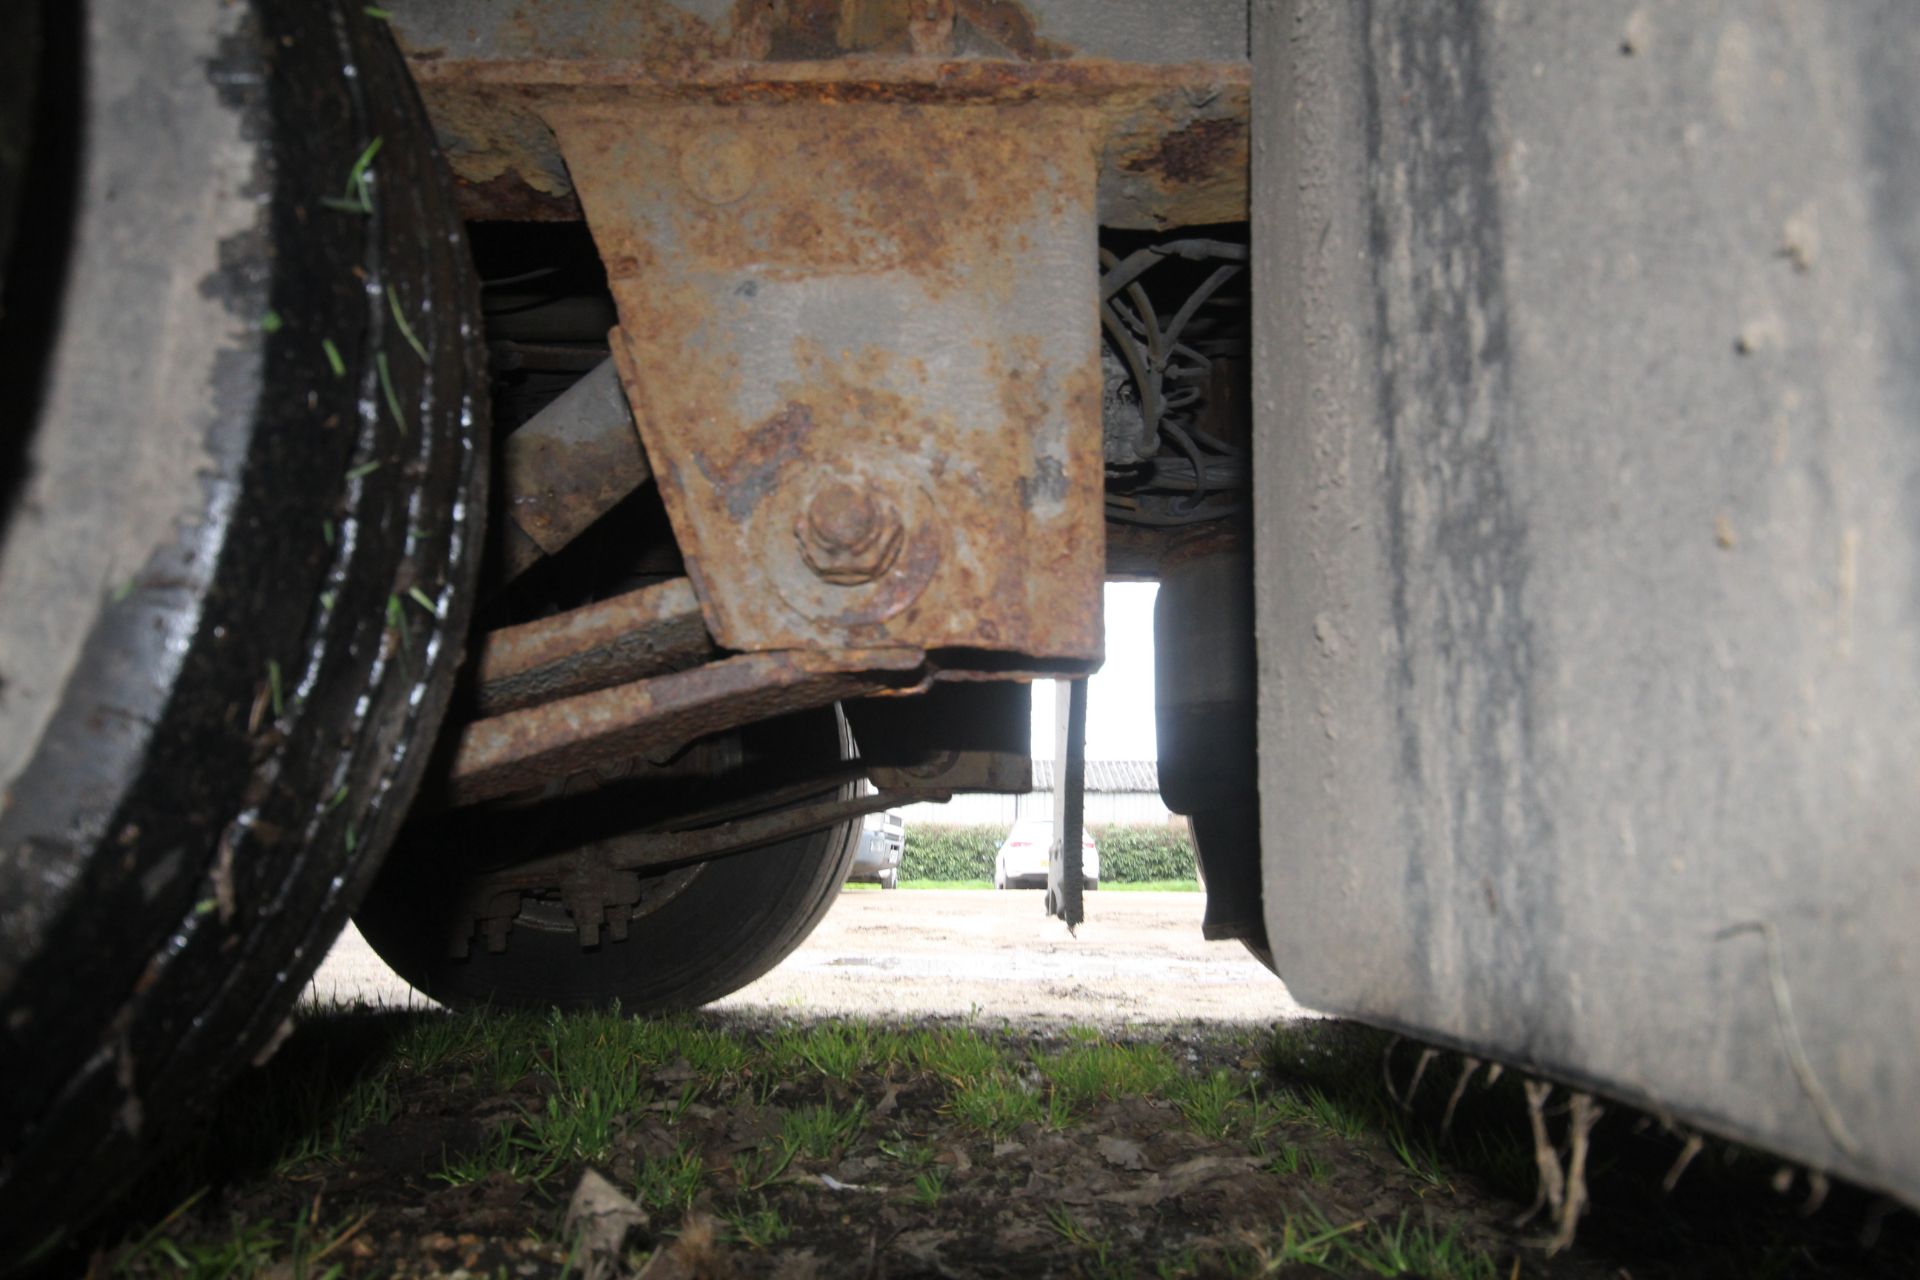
[847,809,906,889]
[993,819,1099,891]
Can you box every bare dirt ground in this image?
[309,889,1308,1026]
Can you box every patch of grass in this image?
[906,1025,1005,1085]
[722,1202,789,1249]
[1263,1139,1330,1184]
[541,1011,644,1093]
[1336,1213,1498,1280]
[1035,1039,1177,1111]
[433,1123,535,1187]
[1045,1206,1131,1280]
[1388,1125,1454,1194]
[877,1135,936,1169]
[389,1010,482,1073]
[764,1021,902,1082]
[1301,1084,1375,1141]
[1104,880,1201,892]
[1224,1209,1367,1275]
[676,1025,751,1082]
[897,878,993,890]
[780,1101,866,1161]
[911,1167,948,1207]
[482,1013,544,1091]
[1154,1247,1203,1279]
[520,1081,643,1173]
[513,1011,654,1172]
[333,1072,400,1146]
[111,1214,281,1278]
[93,1009,1920,1280]
[729,1143,799,1193]
[661,1081,705,1125]
[635,1143,706,1215]
[945,1074,1042,1136]
[1171,1068,1244,1140]
[110,1192,371,1280]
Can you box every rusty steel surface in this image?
[472,578,714,716]
[549,99,1107,666]
[392,2,1248,229]
[500,358,652,558]
[444,650,923,806]
[392,0,1246,64]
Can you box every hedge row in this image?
[898,825,1001,881]
[1091,825,1199,882]
[898,823,1196,883]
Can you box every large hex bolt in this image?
[798,480,905,585]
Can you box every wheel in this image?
[0,0,485,1261]
[1085,879,1099,891]
[355,708,859,1012]
[880,869,898,890]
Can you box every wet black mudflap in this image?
[0,2,486,1260]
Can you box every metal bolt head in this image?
[799,482,904,585]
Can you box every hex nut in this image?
[798,482,905,585]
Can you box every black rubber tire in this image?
[356,709,859,1012]
[0,1,38,288]
[0,0,486,1261]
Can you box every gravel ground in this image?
[308,888,1310,1025]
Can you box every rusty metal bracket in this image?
[472,577,713,716]
[541,98,1107,670]
[392,3,1250,229]
[442,649,926,806]
[498,358,653,581]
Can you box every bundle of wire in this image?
[1098,239,1248,527]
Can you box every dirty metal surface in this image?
[393,2,1248,228]
[1046,675,1086,927]
[444,650,923,806]
[478,788,922,893]
[869,748,1030,796]
[472,578,713,716]
[499,357,651,559]
[547,98,1107,667]
[393,0,1246,65]
[846,680,1032,794]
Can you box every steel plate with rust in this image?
[551,99,1106,666]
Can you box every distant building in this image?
[897,759,1173,828]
